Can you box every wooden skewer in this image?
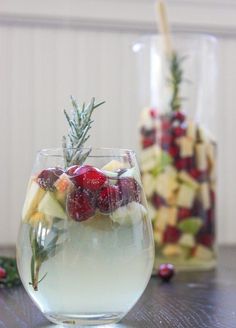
[156,0,173,58]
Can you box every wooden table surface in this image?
[0,246,236,328]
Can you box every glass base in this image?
[45,312,123,326]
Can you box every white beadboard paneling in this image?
[0,0,235,245]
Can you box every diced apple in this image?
[38,192,67,220]
[54,173,73,193]
[178,233,195,248]
[111,202,147,226]
[177,184,196,209]
[140,145,161,164]
[22,181,46,222]
[167,207,178,227]
[206,142,215,166]
[153,230,163,245]
[28,212,53,227]
[195,143,208,171]
[199,183,211,210]
[167,193,178,206]
[163,244,183,257]
[178,171,199,190]
[187,121,197,140]
[142,173,156,198]
[177,136,194,158]
[102,160,126,172]
[156,172,178,200]
[148,203,157,221]
[154,206,169,231]
[178,217,203,235]
[193,245,214,260]
[140,157,158,172]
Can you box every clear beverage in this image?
[17,148,154,326]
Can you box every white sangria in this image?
[17,98,154,327]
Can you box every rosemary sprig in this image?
[0,257,21,288]
[168,51,185,112]
[29,220,66,291]
[62,97,105,168]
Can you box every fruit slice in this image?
[167,207,178,227]
[193,244,214,260]
[154,206,169,231]
[22,181,46,222]
[199,183,211,210]
[178,171,199,190]
[142,173,156,198]
[156,172,178,200]
[195,143,208,171]
[177,218,203,235]
[102,160,125,172]
[54,173,73,193]
[28,212,52,227]
[187,121,197,140]
[177,136,194,158]
[38,192,67,220]
[111,202,147,226]
[177,184,196,209]
[162,244,183,257]
[178,233,195,248]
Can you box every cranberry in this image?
[161,117,172,131]
[198,234,214,248]
[161,134,172,147]
[149,108,158,118]
[72,165,107,191]
[97,185,121,213]
[175,158,188,171]
[163,226,180,243]
[66,165,80,176]
[178,208,192,221]
[142,136,156,149]
[172,111,186,123]
[118,177,141,205]
[37,168,63,190]
[173,126,185,138]
[0,267,7,279]
[189,168,201,180]
[67,190,95,221]
[168,145,179,158]
[158,263,175,282]
[151,193,165,209]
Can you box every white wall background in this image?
[0,0,235,245]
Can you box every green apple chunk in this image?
[178,218,203,235]
[22,181,46,222]
[111,202,147,226]
[38,191,67,220]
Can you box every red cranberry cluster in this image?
[37,165,141,222]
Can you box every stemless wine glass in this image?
[16,147,154,326]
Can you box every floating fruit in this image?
[97,185,121,213]
[67,190,95,221]
[177,218,203,235]
[37,168,63,191]
[72,165,107,191]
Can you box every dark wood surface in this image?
[0,246,236,328]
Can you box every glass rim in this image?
[133,32,218,47]
[38,147,136,157]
